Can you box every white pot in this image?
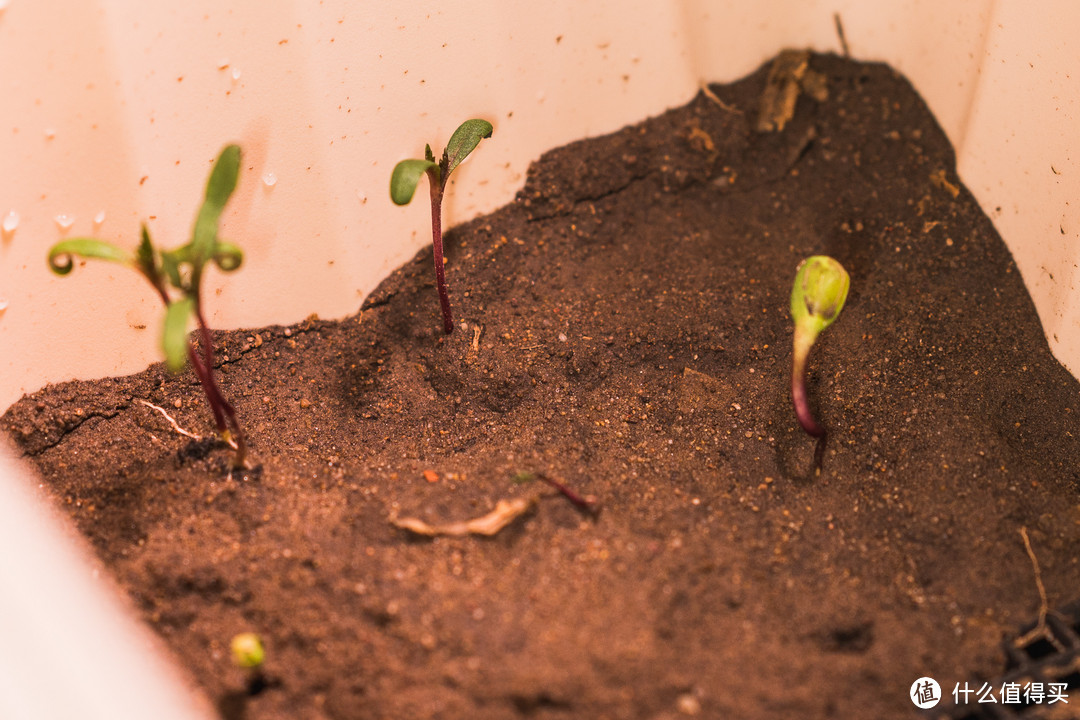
[0,2,1076,716]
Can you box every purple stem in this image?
[194,306,247,469]
[146,273,246,468]
[792,332,825,437]
[427,173,454,335]
[535,473,600,515]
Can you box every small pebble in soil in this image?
[676,693,701,715]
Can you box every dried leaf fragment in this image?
[756,49,828,133]
[390,497,534,537]
[929,169,961,199]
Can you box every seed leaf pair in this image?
[390,119,493,334]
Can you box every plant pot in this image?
[1,3,1078,717]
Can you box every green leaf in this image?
[790,255,850,337]
[390,158,438,206]
[47,238,133,276]
[192,144,242,264]
[134,224,159,282]
[212,240,244,272]
[162,296,195,373]
[159,247,188,290]
[443,119,493,177]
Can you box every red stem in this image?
[428,174,454,335]
[792,334,825,437]
[535,473,599,515]
[145,265,246,468]
[194,306,247,469]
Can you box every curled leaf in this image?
[162,297,195,373]
[212,240,244,272]
[444,119,493,177]
[47,239,133,275]
[390,158,438,206]
[390,497,534,537]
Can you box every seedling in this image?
[790,255,850,437]
[390,119,493,335]
[230,632,265,669]
[48,145,248,468]
[229,632,271,696]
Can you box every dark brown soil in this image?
[6,53,1080,720]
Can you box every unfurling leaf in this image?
[47,239,133,275]
[212,240,244,272]
[134,224,159,282]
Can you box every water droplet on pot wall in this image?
[94,210,106,225]
[54,214,75,230]
[2,211,18,233]
[262,172,277,187]
[0,298,8,312]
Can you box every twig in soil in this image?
[137,399,202,441]
[1015,527,1064,651]
[699,84,741,115]
[471,324,482,353]
[390,497,535,537]
[515,471,600,516]
[834,13,850,58]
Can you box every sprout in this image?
[390,119,493,335]
[230,632,265,669]
[790,255,850,437]
[47,145,248,469]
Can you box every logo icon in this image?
[911,677,941,709]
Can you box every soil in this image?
[6,52,1080,720]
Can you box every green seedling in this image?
[790,255,850,437]
[390,119,493,335]
[48,145,248,468]
[230,632,265,669]
[229,631,272,696]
